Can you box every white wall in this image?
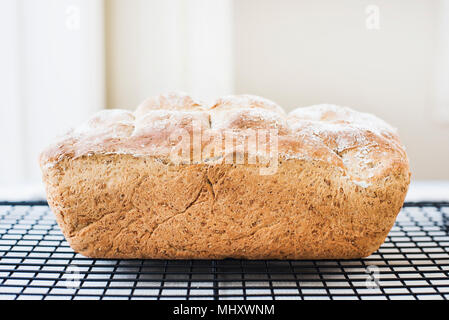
[0,0,105,184]
[105,0,234,108]
[0,0,23,184]
[234,0,449,180]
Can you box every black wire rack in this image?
[0,201,448,300]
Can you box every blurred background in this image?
[0,0,448,199]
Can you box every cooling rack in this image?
[0,201,448,300]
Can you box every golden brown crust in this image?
[39,92,411,259]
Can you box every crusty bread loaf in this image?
[39,92,410,259]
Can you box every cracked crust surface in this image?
[40,92,411,259]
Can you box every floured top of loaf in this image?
[40,92,409,186]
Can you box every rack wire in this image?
[0,201,448,300]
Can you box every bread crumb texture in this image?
[40,92,411,259]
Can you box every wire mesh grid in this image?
[0,202,448,300]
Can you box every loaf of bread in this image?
[40,92,410,259]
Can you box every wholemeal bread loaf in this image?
[39,92,410,259]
